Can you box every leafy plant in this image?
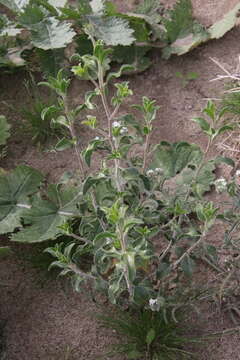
[98,307,198,359]
[22,75,63,144]
[0,0,239,74]
[0,38,236,308]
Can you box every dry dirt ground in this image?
[1,1,240,359]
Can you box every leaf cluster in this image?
[0,0,239,74]
[99,307,197,359]
[0,39,238,312]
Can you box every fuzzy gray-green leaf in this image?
[11,184,81,243]
[87,16,135,46]
[0,166,43,234]
[30,17,76,50]
[150,141,202,178]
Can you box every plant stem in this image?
[119,228,134,300]
[172,230,206,269]
[96,58,123,192]
[66,232,91,244]
[143,132,151,172]
[68,263,96,281]
[63,95,85,177]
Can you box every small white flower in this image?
[146,169,154,177]
[149,298,161,311]
[236,170,240,177]
[112,121,121,128]
[149,298,158,306]
[120,126,128,135]
[215,177,227,193]
[94,136,100,141]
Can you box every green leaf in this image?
[163,0,193,43]
[123,217,143,233]
[192,117,210,132]
[150,141,202,179]
[106,64,135,83]
[112,45,151,73]
[215,156,235,168]
[94,231,116,249]
[18,4,45,28]
[181,255,194,277]
[108,274,123,304]
[54,137,74,151]
[0,166,43,234]
[36,48,65,78]
[87,16,135,46]
[209,3,240,39]
[0,0,29,12]
[0,115,11,146]
[11,184,81,243]
[135,0,163,25]
[162,28,209,58]
[216,125,234,137]
[156,262,171,280]
[178,160,215,195]
[82,115,97,129]
[82,139,104,166]
[33,18,75,50]
[124,251,136,283]
[146,328,156,346]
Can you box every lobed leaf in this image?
[11,184,82,243]
[87,15,135,46]
[0,166,43,234]
[30,17,76,50]
[150,141,202,179]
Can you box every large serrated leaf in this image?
[30,17,76,50]
[0,115,11,146]
[150,141,202,179]
[0,166,43,234]
[130,0,163,31]
[209,2,240,39]
[87,15,135,46]
[0,0,29,12]
[135,0,163,21]
[11,184,81,243]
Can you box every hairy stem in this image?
[172,230,207,269]
[63,95,85,177]
[143,132,151,172]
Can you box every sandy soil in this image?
[1,1,240,359]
